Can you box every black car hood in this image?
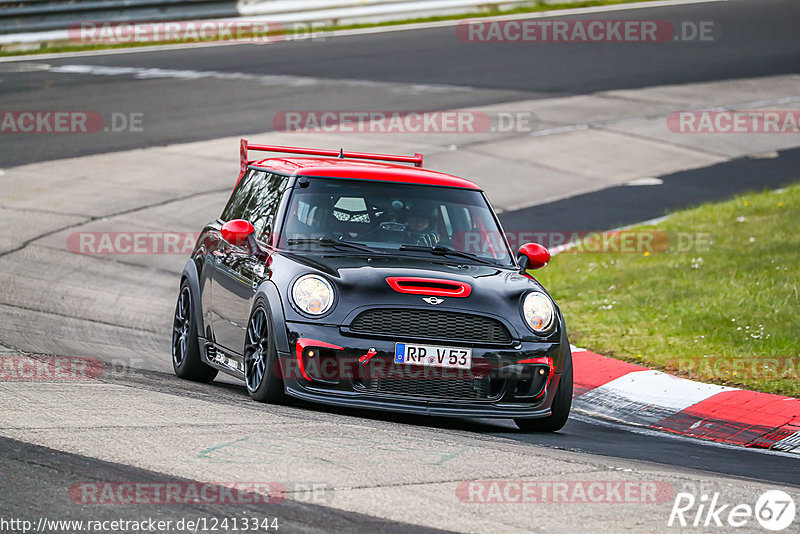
[271,252,554,342]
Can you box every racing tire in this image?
[172,281,218,383]
[243,304,287,404]
[515,350,572,432]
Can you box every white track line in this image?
[44,63,474,93]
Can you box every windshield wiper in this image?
[399,245,498,266]
[287,237,383,254]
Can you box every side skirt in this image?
[200,337,245,380]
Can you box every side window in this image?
[220,169,260,222]
[244,172,288,240]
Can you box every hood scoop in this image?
[386,276,472,298]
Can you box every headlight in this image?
[522,292,556,334]
[292,274,334,315]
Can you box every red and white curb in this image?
[570,346,800,453]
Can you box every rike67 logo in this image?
[668,490,796,531]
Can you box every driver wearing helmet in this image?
[405,206,440,248]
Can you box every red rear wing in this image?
[239,139,423,177]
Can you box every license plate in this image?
[394,343,472,369]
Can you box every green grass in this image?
[533,183,800,397]
[1,0,662,57]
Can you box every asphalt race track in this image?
[2,0,800,166]
[1,0,799,532]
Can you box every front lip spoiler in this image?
[284,385,553,419]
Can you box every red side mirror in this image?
[518,242,550,270]
[221,219,255,246]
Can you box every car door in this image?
[210,170,288,354]
[206,168,258,351]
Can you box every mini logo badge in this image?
[423,297,444,305]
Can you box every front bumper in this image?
[279,321,567,419]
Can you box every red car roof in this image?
[251,157,481,190]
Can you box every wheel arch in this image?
[253,280,290,354]
[180,259,206,340]
[555,312,572,373]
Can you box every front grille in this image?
[360,376,492,400]
[349,309,512,344]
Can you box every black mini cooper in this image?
[172,140,572,431]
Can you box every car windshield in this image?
[278,177,514,266]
